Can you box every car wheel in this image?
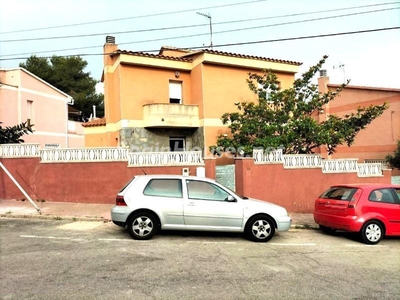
[319,225,336,234]
[360,221,384,245]
[245,215,275,242]
[127,212,158,240]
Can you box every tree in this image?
[20,55,104,120]
[0,121,33,144]
[211,56,388,156]
[385,140,400,169]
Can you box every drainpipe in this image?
[0,161,41,213]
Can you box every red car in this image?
[314,184,400,244]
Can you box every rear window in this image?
[319,187,358,201]
[143,179,183,198]
[119,176,137,193]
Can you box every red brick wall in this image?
[0,158,215,204]
[234,158,392,213]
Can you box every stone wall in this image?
[120,127,205,153]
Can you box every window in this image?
[27,100,34,124]
[169,137,185,152]
[369,189,396,204]
[319,187,357,201]
[186,180,231,201]
[169,81,182,104]
[143,179,183,198]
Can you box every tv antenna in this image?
[197,12,213,49]
[333,63,346,83]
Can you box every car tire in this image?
[245,215,275,243]
[127,212,158,240]
[360,220,384,245]
[319,225,336,234]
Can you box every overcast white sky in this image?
[1,0,399,90]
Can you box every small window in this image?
[143,179,182,198]
[319,187,357,201]
[369,189,396,204]
[186,180,231,202]
[170,137,185,152]
[27,100,34,123]
[169,81,182,104]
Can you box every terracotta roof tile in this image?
[328,84,400,92]
[82,117,106,127]
[112,47,302,66]
[188,49,302,66]
[110,50,193,62]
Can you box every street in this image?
[0,218,399,300]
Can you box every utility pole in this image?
[197,12,213,49]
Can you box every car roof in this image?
[136,174,216,181]
[330,183,400,189]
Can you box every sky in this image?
[0,0,399,92]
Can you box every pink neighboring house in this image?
[0,67,84,148]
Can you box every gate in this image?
[215,164,235,191]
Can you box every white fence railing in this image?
[322,159,358,173]
[0,143,40,157]
[40,147,129,163]
[128,151,204,167]
[357,163,383,177]
[282,154,322,169]
[252,149,384,177]
[253,149,283,164]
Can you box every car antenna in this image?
[141,167,147,175]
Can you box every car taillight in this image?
[116,195,127,206]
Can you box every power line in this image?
[1,27,398,62]
[1,2,398,43]
[1,7,398,58]
[0,0,267,35]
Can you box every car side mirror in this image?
[226,195,236,202]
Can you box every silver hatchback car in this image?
[111,175,291,242]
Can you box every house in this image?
[83,36,301,158]
[0,67,84,148]
[317,70,400,175]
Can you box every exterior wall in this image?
[318,76,400,166]
[0,157,215,204]
[0,68,84,148]
[1,154,391,213]
[120,127,204,152]
[90,40,299,153]
[235,158,392,213]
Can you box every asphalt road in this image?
[0,218,399,300]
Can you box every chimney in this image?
[320,69,327,77]
[106,36,115,44]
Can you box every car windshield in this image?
[320,187,358,201]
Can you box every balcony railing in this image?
[357,163,383,177]
[0,143,40,158]
[322,159,358,173]
[40,147,129,163]
[253,149,283,164]
[128,151,203,166]
[143,103,199,128]
[282,154,322,168]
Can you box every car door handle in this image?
[188,202,195,206]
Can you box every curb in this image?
[0,214,111,223]
[1,214,318,228]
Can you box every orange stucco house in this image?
[0,67,84,148]
[83,36,301,156]
[318,70,400,174]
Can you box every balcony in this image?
[143,103,200,128]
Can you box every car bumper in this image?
[111,205,130,225]
[314,212,362,232]
[277,216,292,232]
